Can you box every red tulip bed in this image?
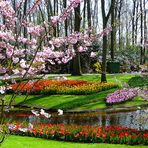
[8,80,118,95]
[9,122,148,145]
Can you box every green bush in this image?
[128,76,148,87]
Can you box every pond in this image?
[4,107,148,131]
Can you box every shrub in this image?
[93,62,102,73]
[128,76,148,87]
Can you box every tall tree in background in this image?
[140,0,144,64]
[118,0,123,50]
[93,0,99,31]
[71,3,82,76]
[110,0,117,61]
[132,0,136,45]
[135,0,139,44]
[53,0,59,37]
[45,0,53,21]
[23,0,28,60]
[125,0,130,47]
[63,0,68,36]
[87,0,91,28]
[83,0,87,29]
[101,0,115,82]
[143,0,147,64]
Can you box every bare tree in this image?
[140,0,144,64]
[71,3,82,76]
[118,0,123,50]
[110,0,117,61]
[101,0,115,82]
[63,0,68,36]
[135,0,139,44]
[83,0,87,29]
[87,0,91,28]
[143,0,147,64]
[132,0,136,45]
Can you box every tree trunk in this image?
[23,0,28,59]
[125,0,129,48]
[143,0,147,64]
[101,27,108,82]
[118,0,122,50]
[87,0,91,28]
[46,0,53,20]
[135,0,139,44]
[53,0,57,37]
[63,0,68,36]
[140,0,143,64]
[132,0,136,45]
[83,0,87,29]
[110,0,116,61]
[101,0,115,82]
[71,4,82,76]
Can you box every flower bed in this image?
[137,88,148,101]
[9,80,91,94]
[8,80,118,95]
[44,82,118,95]
[106,88,138,104]
[9,123,148,145]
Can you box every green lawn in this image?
[1,74,148,147]
[5,88,118,110]
[68,74,135,83]
[1,135,148,148]
[4,74,148,111]
[74,96,148,111]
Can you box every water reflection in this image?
[5,108,148,130]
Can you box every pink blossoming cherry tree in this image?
[0,0,112,143]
